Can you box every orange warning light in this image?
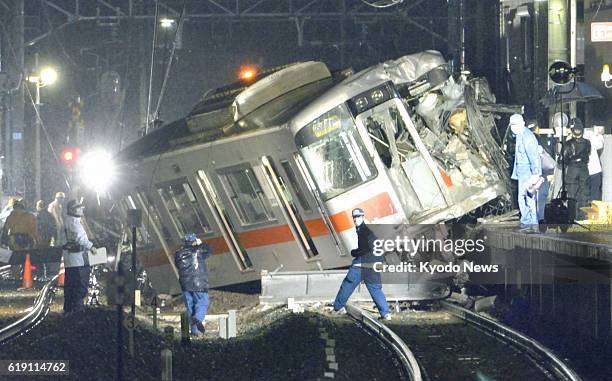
[239,67,257,81]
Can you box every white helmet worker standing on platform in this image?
[583,126,605,202]
[63,199,94,316]
[509,114,542,230]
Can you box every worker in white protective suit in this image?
[509,114,542,230]
[583,126,605,202]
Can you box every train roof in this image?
[115,62,351,163]
[290,50,448,134]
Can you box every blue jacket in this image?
[511,129,542,181]
[174,243,212,292]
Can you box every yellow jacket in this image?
[1,209,40,250]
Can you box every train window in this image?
[280,160,311,212]
[218,165,276,226]
[362,104,415,168]
[138,192,175,244]
[296,104,377,200]
[358,100,446,211]
[157,181,212,236]
[122,196,155,249]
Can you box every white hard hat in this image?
[509,113,525,127]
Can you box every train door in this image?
[354,97,451,214]
[292,154,348,256]
[155,179,214,240]
[196,170,254,272]
[132,192,180,277]
[260,155,319,260]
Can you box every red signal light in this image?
[60,147,80,166]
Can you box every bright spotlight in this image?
[160,18,175,28]
[40,67,58,86]
[79,149,116,194]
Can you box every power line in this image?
[144,0,160,135]
[360,0,404,9]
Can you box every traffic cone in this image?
[58,255,65,287]
[21,254,33,289]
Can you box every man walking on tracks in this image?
[333,208,391,320]
[175,233,213,336]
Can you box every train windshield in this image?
[296,104,377,200]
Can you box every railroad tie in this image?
[318,325,338,378]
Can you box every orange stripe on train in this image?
[140,192,396,267]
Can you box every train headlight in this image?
[354,96,369,112]
[79,149,116,193]
[370,89,385,103]
[348,82,395,115]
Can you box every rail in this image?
[441,301,582,381]
[0,275,58,345]
[345,303,422,381]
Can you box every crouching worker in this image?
[63,200,94,315]
[175,233,212,336]
[333,208,391,320]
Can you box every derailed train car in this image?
[110,50,510,295]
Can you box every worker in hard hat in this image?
[583,126,604,202]
[509,114,542,230]
[333,208,391,320]
[1,199,39,250]
[48,192,66,246]
[563,118,591,220]
[174,233,213,336]
[63,200,94,315]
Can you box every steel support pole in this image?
[9,0,24,197]
[129,225,137,356]
[34,54,41,204]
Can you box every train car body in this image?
[111,51,509,295]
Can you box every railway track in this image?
[346,301,582,381]
[0,276,58,345]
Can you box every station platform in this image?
[481,225,612,262]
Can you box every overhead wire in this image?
[360,0,404,9]
[144,0,160,135]
[591,0,604,22]
[153,0,187,123]
[41,2,80,70]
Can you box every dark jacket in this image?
[564,137,590,165]
[350,223,379,264]
[37,209,57,246]
[174,243,212,292]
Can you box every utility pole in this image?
[9,0,25,198]
[34,53,41,203]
